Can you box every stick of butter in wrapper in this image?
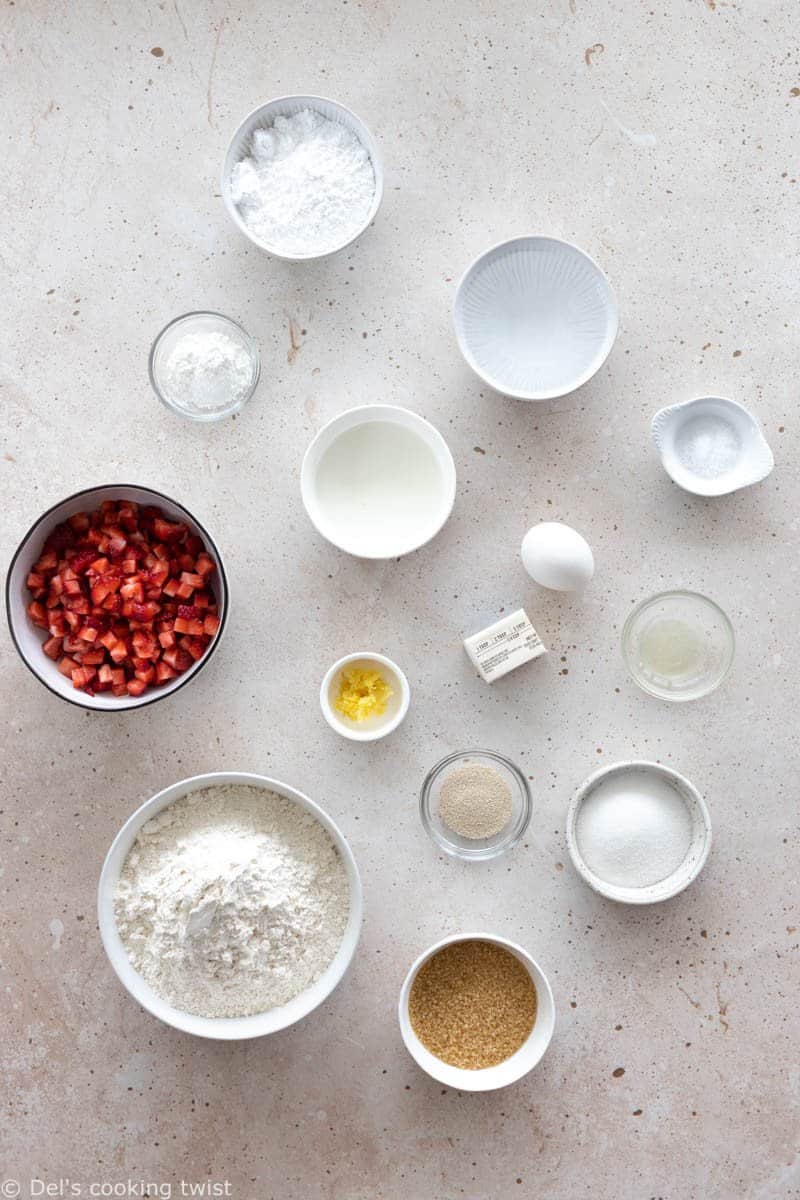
[463,608,547,683]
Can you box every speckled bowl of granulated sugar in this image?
[98,772,362,1039]
[420,750,532,861]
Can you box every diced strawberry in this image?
[120,579,144,603]
[129,601,160,623]
[35,550,58,573]
[181,636,206,661]
[118,502,138,532]
[43,636,63,660]
[153,516,185,543]
[109,640,129,664]
[30,500,215,700]
[63,595,90,614]
[155,660,177,683]
[70,549,97,574]
[71,666,96,689]
[27,600,48,629]
[162,646,192,672]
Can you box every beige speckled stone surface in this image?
[2,2,798,1197]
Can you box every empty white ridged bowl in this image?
[454,236,618,400]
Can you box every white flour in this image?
[230,108,375,255]
[115,785,350,1018]
[159,330,253,416]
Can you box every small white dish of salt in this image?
[651,395,774,496]
[566,761,711,904]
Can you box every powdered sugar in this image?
[158,329,254,416]
[114,785,350,1018]
[230,108,375,256]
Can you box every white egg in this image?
[521,522,595,591]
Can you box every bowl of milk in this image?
[301,405,457,558]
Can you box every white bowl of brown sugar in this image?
[398,933,555,1091]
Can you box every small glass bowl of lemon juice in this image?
[622,590,734,702]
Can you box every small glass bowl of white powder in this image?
[222,96,382,260]
[149,311,260,422]
[420,750,532,862]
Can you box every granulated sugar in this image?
[230,108,375,256]
[575,770,693,888]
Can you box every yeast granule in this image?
[408,939,537,1069]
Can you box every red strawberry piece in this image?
[120,579,144,603]
[153,517,186,543]
[158,629,176,650]
[126,678,147,697]
[162,646,192,672]
[35,550,59,573]
[181,636,206,661]
[27,601,48,629]
[107,536,127,558]
[109,640,128,664]
[77,625,99,642]
[117,503,139,532]
[63,577,83,596]
[176,604,200,620]
[203,613,220,637]
[134,665,155,684]
[81,649,105,666]
[71,665,97,690]
[42,636,63,660]
[162,578,180,598]
[155,661,177,684]
[195,554,215,578]
[26,571,46,592]
[67,512,90,533]
[57,656,78,677]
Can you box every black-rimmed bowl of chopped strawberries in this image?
[6,484,228,710]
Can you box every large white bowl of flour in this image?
[98,772,362,1038]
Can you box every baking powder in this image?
[159,329,253,416]
[114,785,350,1018]
[230,108,375,255]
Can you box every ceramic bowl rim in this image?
[220,94,384,261]
[319,650,411,741]
[621,589,735,702]
[148,310,261,423]
[5,483,229,712]
[300,403,457,559]
[566,759,712,904]
[97,771,363,1039]
[398,931,556,1091]
[419,748,532,861]
[453,234,619,401]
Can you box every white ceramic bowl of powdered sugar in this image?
[222,95,383,261]
[98,772,362,1038]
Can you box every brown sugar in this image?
[408,939,537,1069]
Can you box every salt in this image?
[674,414,741,479]
[230,108,375,256]
[575,770,693,888]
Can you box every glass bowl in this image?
[149,311,260,422]
[621,590,735,702]
[420,750,531,862]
